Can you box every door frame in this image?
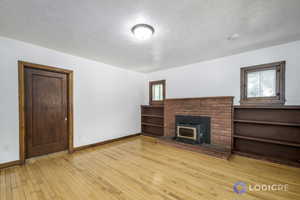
[18,61,74,164]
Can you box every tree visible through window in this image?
[240,61,285,105]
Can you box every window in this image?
[240,61,285,106]
[247,69,276,98]
[149,80,165,105]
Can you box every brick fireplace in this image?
[164,96,234,149]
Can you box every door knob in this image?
[65,117,67,121]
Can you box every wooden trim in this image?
[73,133,141,152]
[18,61,74,164]
[234,105,300,109]
[240,61,286,106]
[0,160,21,169]
[68,72,74,153]
[18,62,25,164]
[149,80,166,105]
[18,61,73,74]
[165,96,234,101]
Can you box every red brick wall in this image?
[164,97,234,149]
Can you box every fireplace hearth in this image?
[159,97,233,159]
[175,115,210,145]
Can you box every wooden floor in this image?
[1,136,300,200]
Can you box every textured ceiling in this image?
[1,0,300,72]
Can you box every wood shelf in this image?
[233,151,300,167]
[234,119,300,127]
[234,135,300,148]
[142,122,163,128]
[142,114,164,118]
[141,105,164,137]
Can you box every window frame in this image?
[149,80,166,105]
[240,61,285,106]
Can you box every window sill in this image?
[240,98,285,106]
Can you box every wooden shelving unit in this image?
[234,119,300,127]
[233,135,300,148]
[141,105,164,137]
[141,122,163,128]
[233,106,300,166]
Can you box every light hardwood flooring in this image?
[1,136,300,200]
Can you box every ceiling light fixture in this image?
[131,24,155,40]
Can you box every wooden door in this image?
[25,67,68,158]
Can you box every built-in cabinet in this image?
[140,103,300,166]
[141,105,164,137]
[233,106,300,166]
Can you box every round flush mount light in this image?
[131,24,155,40]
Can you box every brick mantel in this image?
[165,96,234,101]
[164,96,234,149]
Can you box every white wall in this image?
[147,40,300,105]
[1,36,300,164]
[0,37,146,164]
